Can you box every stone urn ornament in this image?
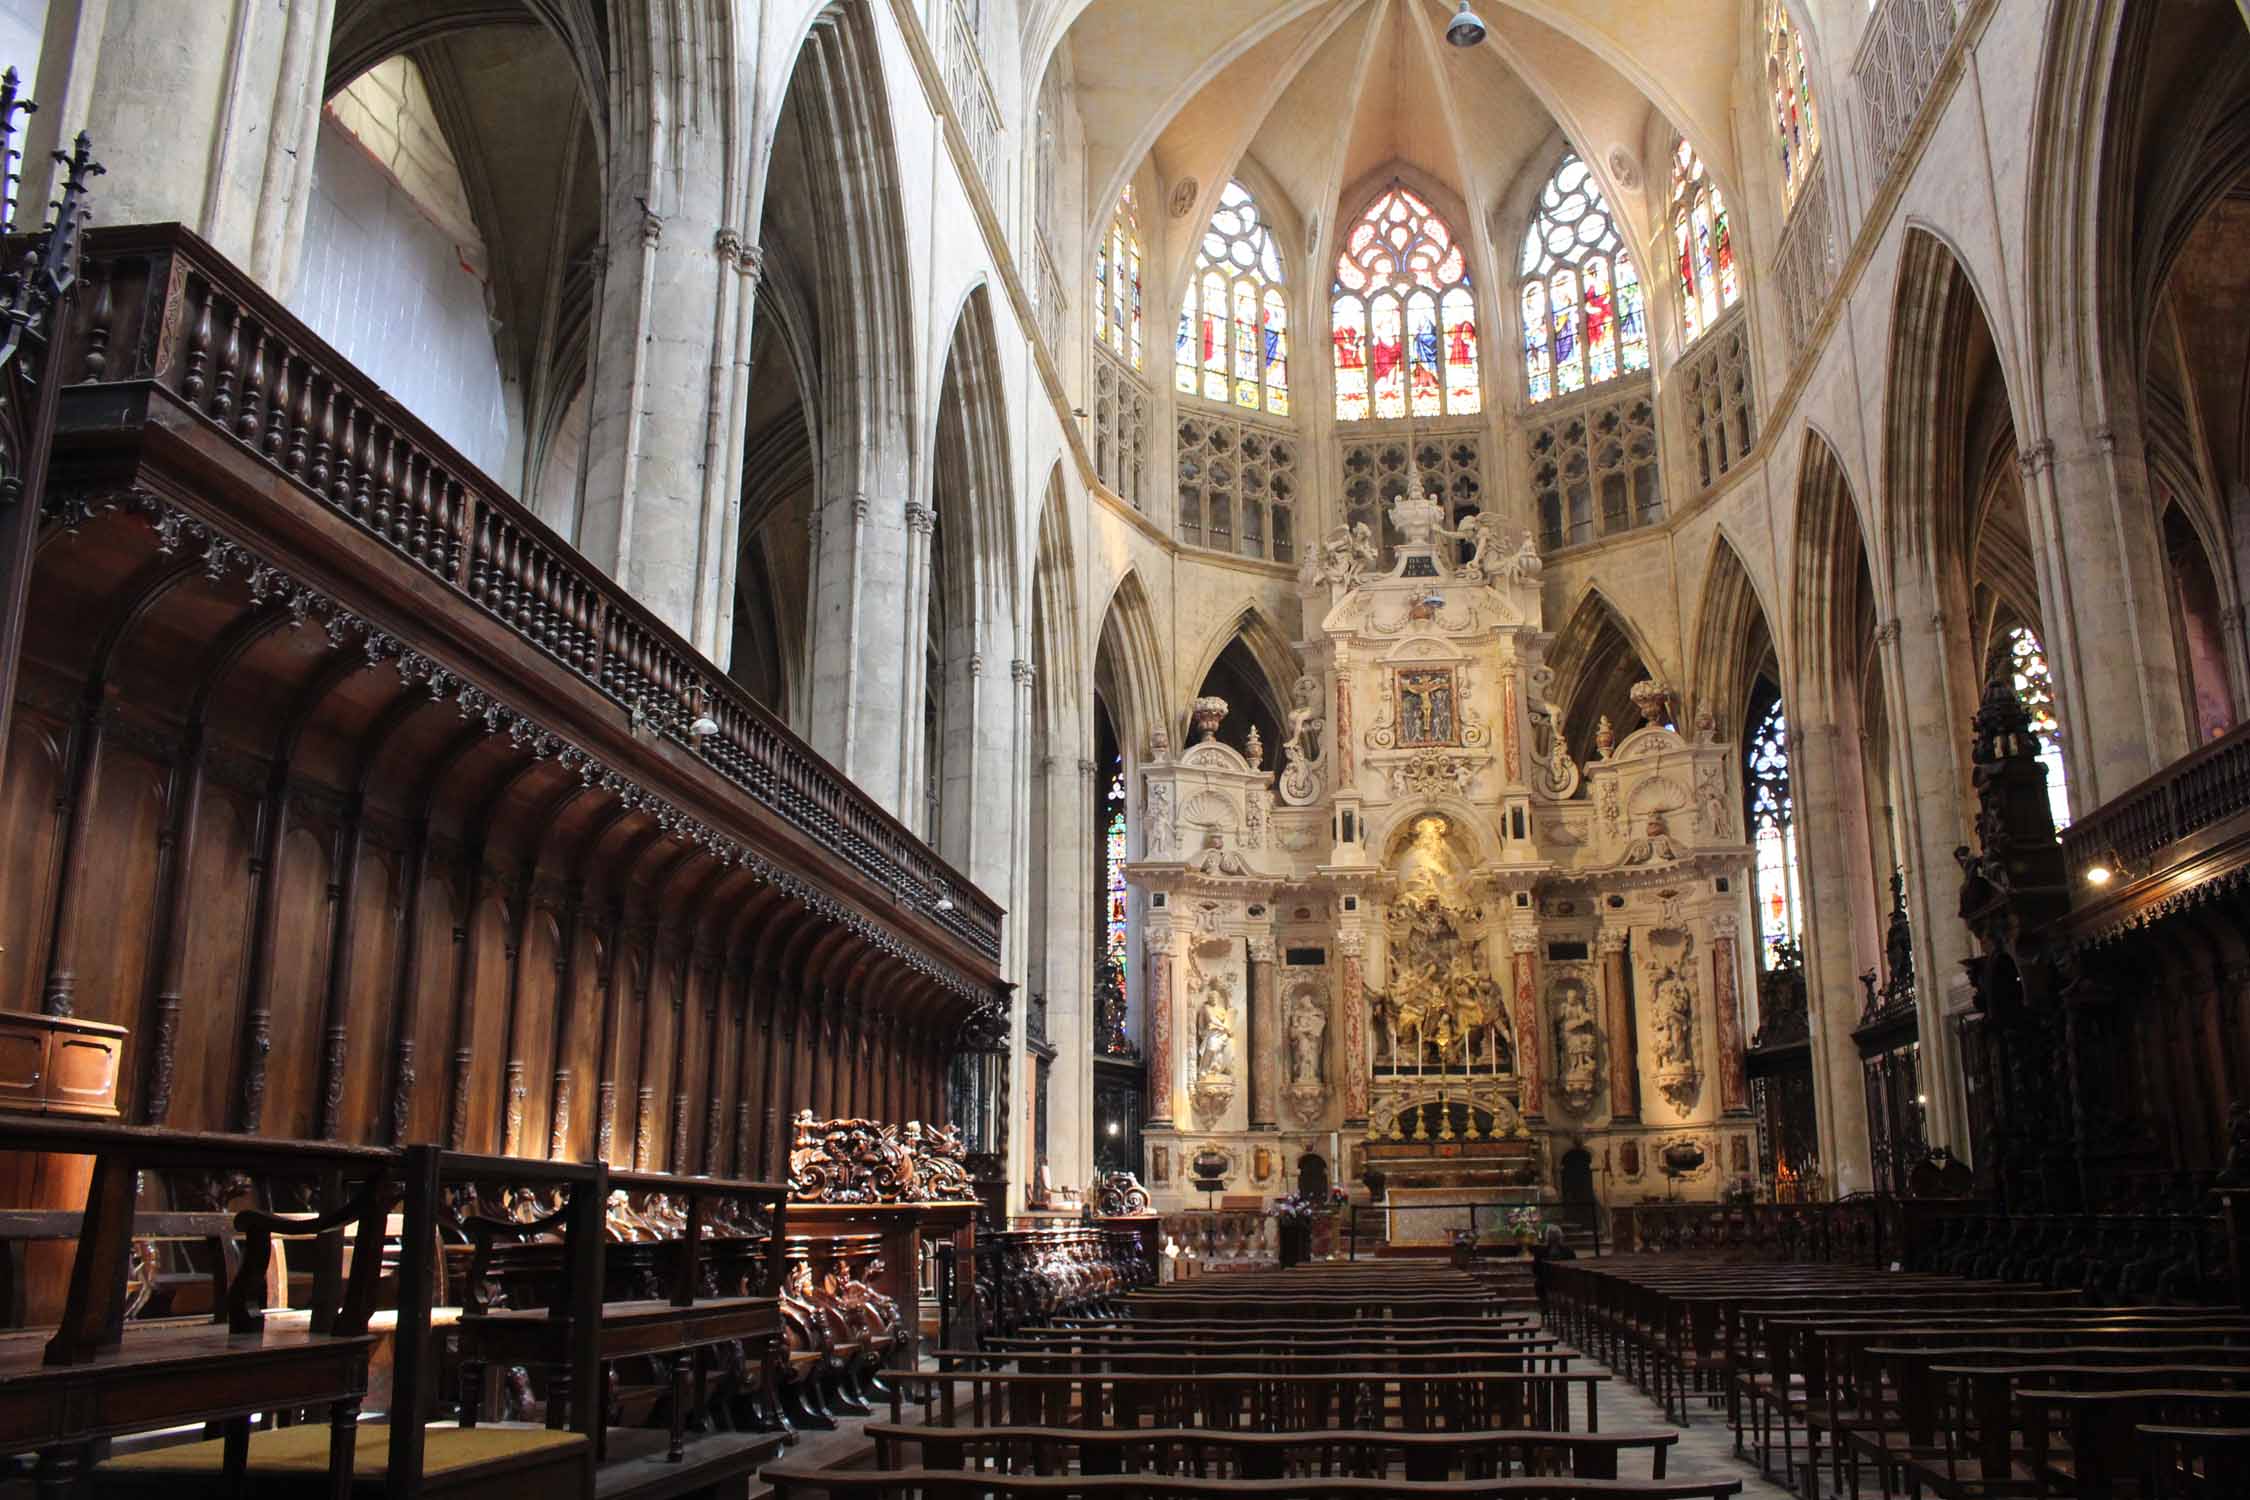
[1191,695,1230,742]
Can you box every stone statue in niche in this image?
[1287,991,1326,1087]
[1649,954,1702,1113]
[1551,973,1600,1114]
[1279,675,1326,806]
[1696,761,1731,839]
[1189,956,1238,1121]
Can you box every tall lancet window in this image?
[1746,691,1803,972]
[1175,180,1289,414]
[1520,153,1648,403]
[1096,755,1136,1057]
[1332,184,1480,421]
[1669,140,1739,346]
[1765,1,1822,210]
[1094,186,1144,368]
[2003,626,2071,830]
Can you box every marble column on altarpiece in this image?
[1599,927,1639,1121]
[1249,934,1280,1130]
[1712,914,1751,1114]
[1510,924,1542,1121]
[1147,931,1180,1129]
[1339,930,1371,1126]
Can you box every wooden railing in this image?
[1853,0,1962,187]
[57,224,1004,963]
[2060,721,2250,886]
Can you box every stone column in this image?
[1712,915,1750,1115]
[1510,924,1542,1121]
[576,10,760,657]
[1339,930,1370,1125]
[1599,927,1638,1121]
[1790,718,1878,1192]
[28,0,334,295]
[1248,933,1279,1130]
[1147,931,1178,1128]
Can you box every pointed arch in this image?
[1182,602,1302,746]
[1883,225,2024,573]
[1788,428,1878,725]
[1687,529,1781,739]
[1094,568,1168,760]
[1548,585,1662,766]
[932,283,1021,626]
[1030,463,1082,739]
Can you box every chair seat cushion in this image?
[97,1421,585,1478]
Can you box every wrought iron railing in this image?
[56,225,1004,963]
[1029,227,1065,354]
[1854,0,1962,187]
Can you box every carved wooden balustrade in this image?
[971,1225,1145,1339]
[1606,1196,1900,1266]
[49,223,1001,970]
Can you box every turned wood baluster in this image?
[263,350,292,462]
[77,256,113,380]
[352,417,379,527]
[373,428,398,540]
[401,454,429,563]
[235,327,266,442]
[308,382,336,491]
[209,302,243,419]
[468,503,495,602]
[180,288,213,400]
[287,369,315,476]
[331,400,358,512]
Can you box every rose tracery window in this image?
[1520,153,1649,404]
[1670,140,1739,347]
[1332,184,1480,422]
[1175,180,1289,415]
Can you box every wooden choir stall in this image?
[0,218,1012,1498]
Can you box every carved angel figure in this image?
[1282,675,1325,769]
[1435,511,1506,583]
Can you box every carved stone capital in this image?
[1336,931,1365,959]
[904,500,935,535]
[1012,658,1036,687]
[714,227,741,260]
[1247,935,1278,962]
[852,491,871,524]
[1508,926,1540,956]
[1873,618,1901,647]
[739,243,766,284]
[1078,757,1098,779]
[1597,927,1630,955]
[1710,913,1739,940]
[2016,439,2055,478]
[641,210,664,246]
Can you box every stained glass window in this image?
[1746,695,1803,972]
[1670,140,1739,348]
[1766,1,1822,211]
[1095,186,1143,368]
[2005,627,2072,830]
[1104,766,1129,982]
[1520,153,1648,404]
[1332,184,1480,420]
[1174,180,1289,415]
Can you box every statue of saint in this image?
[1287,997,1326,1087]
[1654,976,1695,1068]
[1195,970,1235,1078]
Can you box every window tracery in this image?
[1094,186,1144,369]
[1766,1,1822,212]
[1175,180,1289,415]
[1520,153,1648,404]
[2004,626,2071,830]
[1746,693,1803,972]
[1669,140,1739,347]
[1332,185,1480,421]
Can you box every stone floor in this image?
[1558,1354,1797,1500]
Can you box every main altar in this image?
[1129,474,1759,1220]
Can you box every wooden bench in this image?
[759,1471,1745,1499]
[0,1117,403,1498]
[859,1419,1679,1480]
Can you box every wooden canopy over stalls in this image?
[0,222,1009,1176]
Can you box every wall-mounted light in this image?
[2084,863,2114,887]
[1106,1120,1121,1137]
[688,715,720,738]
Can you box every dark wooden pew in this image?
[759,1472,1745,1499]
[860,1419,1679,1480]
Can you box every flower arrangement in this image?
[1503,1205,1546,1244]
[1267,1187,1348,1226]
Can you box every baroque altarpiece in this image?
[1128,484,1757,1231]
